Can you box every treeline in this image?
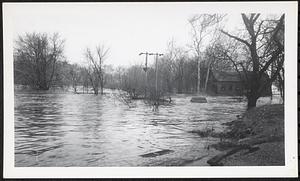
[12,34,225,93]
[13,33,232,97]
[14,13,285,109]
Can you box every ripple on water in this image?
[15,90,247,166]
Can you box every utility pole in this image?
[139,52,149,98]
[149,53,164,100]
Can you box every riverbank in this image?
[204,104,284,166]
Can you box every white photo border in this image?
[3,1,298,178]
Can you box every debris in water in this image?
[190,97,207,103]
[140,149,174,158]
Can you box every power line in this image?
[139,52,150,98]
[139,52,164,100]
[149,53,164,100]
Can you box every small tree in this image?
[164,39,188,93]
[84,44,109,95]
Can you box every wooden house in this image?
[206,70,272,96]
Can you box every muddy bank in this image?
[195,104,284,166]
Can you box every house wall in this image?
[207,72,272,96]
[215,82,243,96]
[207,81,243,96]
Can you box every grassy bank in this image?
[207,104,284,166]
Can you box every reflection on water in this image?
[15,90,246,166]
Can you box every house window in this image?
[229,85,233,91]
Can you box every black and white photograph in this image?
[3,1,298,178]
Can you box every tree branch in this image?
[255,20,264,37]
[259,47,283,78]
[221,30,251,47]
[258,58,283,95]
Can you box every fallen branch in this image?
[207,145,253,166]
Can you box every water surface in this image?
[15,90,247,166]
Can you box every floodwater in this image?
[15,89,248,167]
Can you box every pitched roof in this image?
[211,70,271,82]
[212,70,243,82]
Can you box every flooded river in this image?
[15,89,247,166]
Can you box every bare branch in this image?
[255,20,264,37]
[259,47,283,77]
[253,14,260,23]
[221,30,251,47]
[258,58,284,95]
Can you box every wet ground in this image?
[15,89,250,166]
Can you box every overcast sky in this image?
[10,3,246,67]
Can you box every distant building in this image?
[206,70,272,96]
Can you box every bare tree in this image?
[85,44,109,95]
[86,66,100,95]
[14,32,65,90]
[188,14,225,94]
[221,14,284,109]
[202,40,235,82]
[203,31,225,92]
[164,39,188,93]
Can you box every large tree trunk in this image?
[247,97,257,109]
[247,93,258,109]
[247,72,259,109]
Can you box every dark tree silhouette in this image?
[221,14,284,109]
[14,32,65,90]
